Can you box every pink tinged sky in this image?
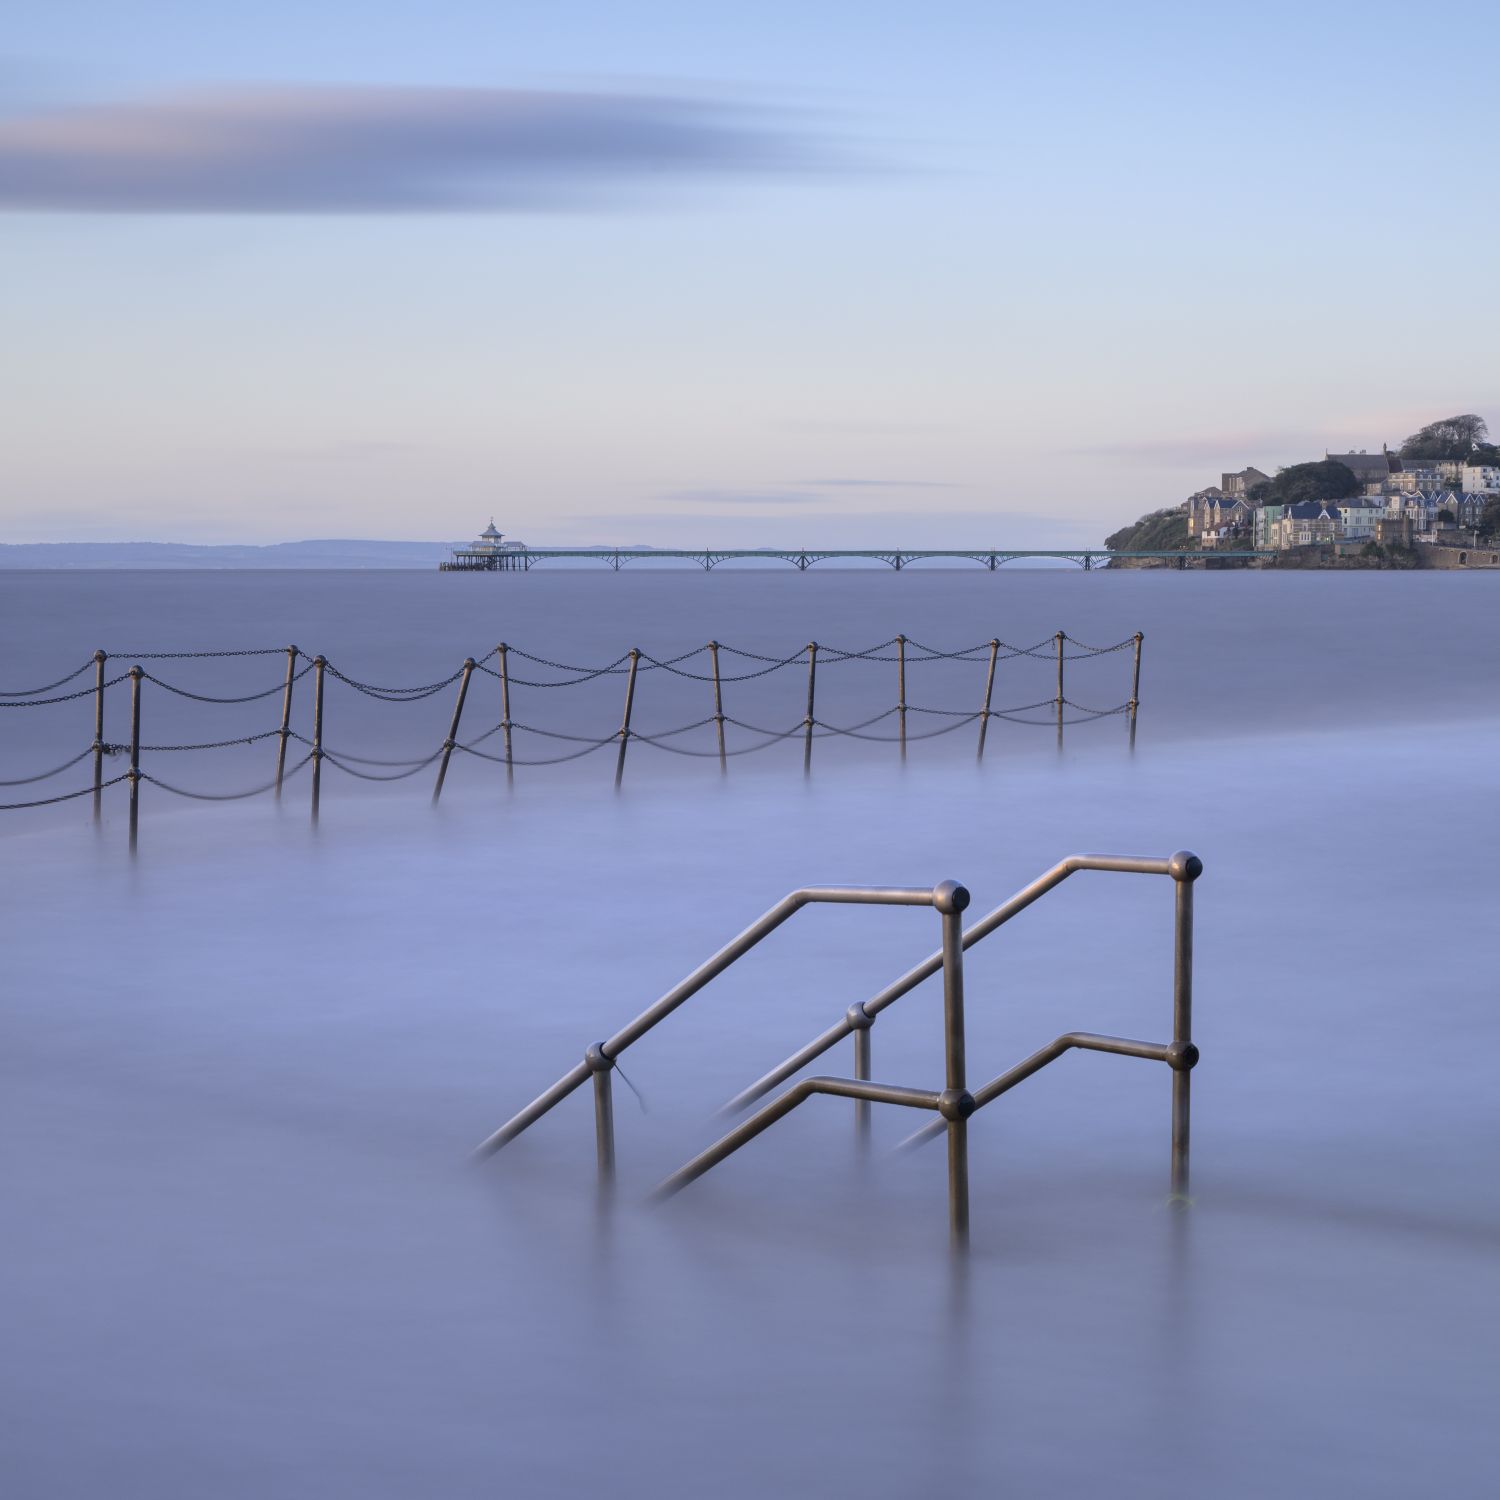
[1,0,1497,547]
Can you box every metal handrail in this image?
[472,882,971,1184]
[476,851,1201,1247]
[718,852,1196,1116]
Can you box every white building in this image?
[1461,464,1500,494]
[1337,499,1382,540]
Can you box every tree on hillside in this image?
[1399,414,1488,459]
[1105,508,1191,553]
[1268,459,1361,505]
[1477,498,1500,538]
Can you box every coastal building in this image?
[1327,449,1400,495]
[1186,490,1251,537]
[1220,466,1271,498]
[439,520,530,571]
[1336,498,1382,541]
[1462,464,1500,494]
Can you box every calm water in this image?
[2,570,1497,1496]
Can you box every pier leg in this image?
[310,656,326,824]
[499,643,514,788]
[127,666,142,853]
[1170,856,1200,1201]
[896,634,907,762]
[1055,632,1065,750]
[1129,632,1143,751]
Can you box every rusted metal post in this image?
[432,657,476,804]
[936,881,973,1249]
[708,640,727,771]
[1169,852,1202,1201]
[851,1004,873,1148]
[1129,632,1143,750]
[126,666,142,853]
[310,655,326,824]
[274,645,297,800]
[614,648,640,790]
[802,641,818,776]
[91,650,107,822]
[1055,631,1066,748]
[976,639,998,761]
[896,634,907,762]
[498,643,514,788]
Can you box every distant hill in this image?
[0,539,456,569]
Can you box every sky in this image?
[2,0,1497,548]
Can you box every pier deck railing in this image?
[0,633,1144,845]
[476,850,1202,1249]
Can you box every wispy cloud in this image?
[784,477,965,489]
[660,489,827,506]
[0,84,842,213]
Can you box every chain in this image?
[0,745,97,785]
[0,672,130,708]
[141,756,311,801]
[0,660,95,696]
[0,771,130,811]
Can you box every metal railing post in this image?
[498,643,514,788]
[1055,631,1065,747]
[896,634,907,761]
[432,657,476,804]
[935,880,973,1248]
[976,639,998,761]
[126,666,142,852]
[1129,632,1143,750]
[91,650,107,822]
[614,648,640,790]
[850,1003,873,1148]
[1169,851,1201,1200]
[310,655,326,823]
[274,645,297,800]
[803,641,818,775]
[709,640,727,771]
[585,1044,616,1189]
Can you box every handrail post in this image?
[585,1044,616,1189]
[1055,631,1065,748]
[708,640,727,772]
[274,645,297,800]
[896,634,907,761]
[127,666,142,853]
[432,657,476,804]
[498,642,514,788]
[91,650,107,822]
[935,880,973,1248]
[310,655,326,824]
[614,648,640,790]
[850,1003,873,1148]
[1169,851,1202,1201]
[803,641,818,776]
[976,638,998,761]
[1129,632,1143,751]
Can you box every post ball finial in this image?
[1168,851,1203,882]
[932,880,970,914]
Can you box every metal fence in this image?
[476,849,1201,1249]
[0,632,1143,847]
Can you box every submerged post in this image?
[896,634,907,761]
[274,645,297,800]
[498,643,514,788]
[432,657,476,804]
[708,641,727,771]
[126,666,142,853]
[1169,851,1202,1201]
[976,639,998,761]
[310,655,326,824]
[803,641,818,776]
[91,650,107,822]
[850,1002,873,1148]
[1054,631,1066,747]
[585,1044,616,1189]
[614,648,640,790]
[935,880,973,1248]
[1129,632,1143,750]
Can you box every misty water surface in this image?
[2,570,1497,1497]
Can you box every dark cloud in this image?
[0,84,838,213]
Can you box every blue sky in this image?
[3,1,1496,545]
